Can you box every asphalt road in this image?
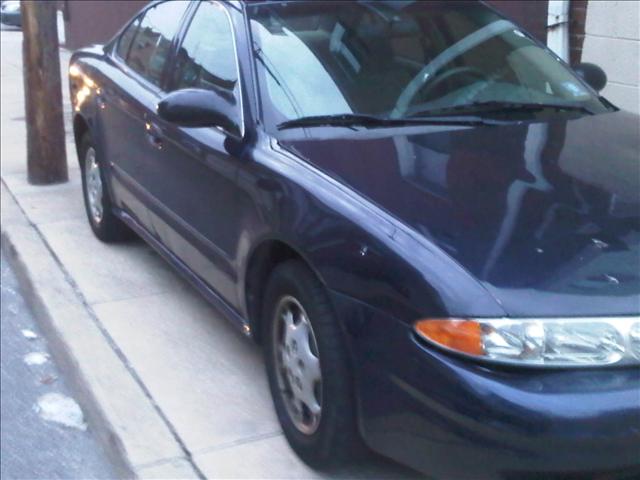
[0,251,117,479]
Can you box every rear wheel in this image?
[79,133,132,242]
[263,261,362,469]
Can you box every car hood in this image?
[280,111,640,317]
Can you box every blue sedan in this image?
[68,1,640,478]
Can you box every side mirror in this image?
[157,88,240,135]
[573,62,607,92]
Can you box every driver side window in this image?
[173,2,239,100]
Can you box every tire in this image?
[79,132,133,243]
[262,260,362,469]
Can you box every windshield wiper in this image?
[277,113,497,130]
[410,101,594,118]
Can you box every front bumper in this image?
[332,292,640,479]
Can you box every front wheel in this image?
[263,261,362,469]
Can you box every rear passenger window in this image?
[173,2,238,96]
[126,1,190,87]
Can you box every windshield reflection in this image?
[248,0,607,130]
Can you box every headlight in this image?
[414,317,640,367]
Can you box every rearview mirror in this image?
[573,62,607,92]
[157,88,241,135]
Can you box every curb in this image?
[1,181,202,480]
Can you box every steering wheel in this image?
[392,66,488,118]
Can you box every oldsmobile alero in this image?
[68,1,640,478]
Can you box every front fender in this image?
[237,134,505,329]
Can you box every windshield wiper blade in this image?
[278,114,382,130]
[277,113,495,130]
[470,101,595,115]
[411,101,594,118]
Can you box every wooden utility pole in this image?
[21,0,68,185]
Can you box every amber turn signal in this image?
[414,319,484,356]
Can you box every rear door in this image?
[99,0,191,231]
[142,1,245,304]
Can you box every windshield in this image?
[247,0,609,131]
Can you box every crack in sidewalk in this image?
[1,178,207,480]
[191,430,284,456]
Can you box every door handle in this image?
[144,121,164,149]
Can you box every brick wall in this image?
[487,0,549,43]
[61,0,550,50]
[61,0,148,50]
[569,0,589,65]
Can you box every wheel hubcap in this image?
[84,147,103,225]
[272,295,322,435]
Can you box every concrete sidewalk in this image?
[0,28,417,479]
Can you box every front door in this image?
[140,1,245,305]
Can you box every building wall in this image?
[569,0,588,65]
[581,0,639,113]
[61,0,549,50]
[487,0,549,43]
[62,0,148,50]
